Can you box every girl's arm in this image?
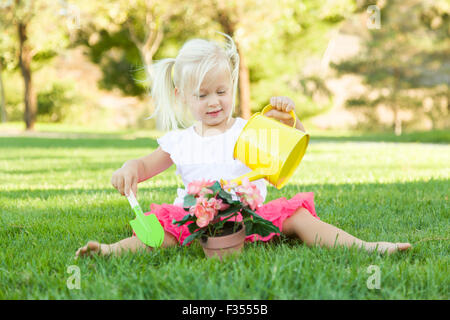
[127,147,174,183]
[114,147,173,196]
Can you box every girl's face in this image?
[177,67,233,130]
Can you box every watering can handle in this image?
[262,104,296,129]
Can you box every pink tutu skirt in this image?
[133,192,319,246]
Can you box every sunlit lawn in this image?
[0,123,448,299]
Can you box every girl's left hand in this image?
[265,96,298,127]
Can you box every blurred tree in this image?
[0,0,74,130]
[73,0,354,128]
[74,0,185,130]
[0,60,6,122]
[332,0,449,134]
[123,0,182,130]
[0,6,17,123]
[416,0,449,129]
[191,0,352,120]
[37,81,81,122]
[77,28,145,96]
[240,0,355,119]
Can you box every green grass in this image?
[0,123,449,299]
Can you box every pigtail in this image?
[145,58,184,131]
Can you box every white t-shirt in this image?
[156,117,267,206]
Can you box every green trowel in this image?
[126,191,164,248]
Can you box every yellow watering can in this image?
[221,104,310,190]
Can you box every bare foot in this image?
[75,241,112,259]
[366,241,411,255]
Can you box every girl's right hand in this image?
[111,160,139,197]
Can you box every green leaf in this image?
[172,213,195,227]
[211,213,239,232]
[244,219,255,236]
[182,230,205,246]
[241,207,263,219]
[183,194,197,208]
[216,203,242,217]
[209,181,222,194]
[241,208,280,237]
[188,221,202,234]
[218,189,234,203]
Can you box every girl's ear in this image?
[174,87,181,101]
[175,87,187,105]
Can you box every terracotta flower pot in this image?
[200,222,246,260]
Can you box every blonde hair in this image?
[145,32,240,131]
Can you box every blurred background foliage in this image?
[0,0,448,134]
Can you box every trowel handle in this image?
[126,191,145,219]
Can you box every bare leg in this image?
[75,231,179,259]
[282,207,411,254]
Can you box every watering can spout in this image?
[220,167,270,189]
[224,104,310,190]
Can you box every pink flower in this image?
[222,180,238,191]
[235,177,264,211]
[189,199,215,228]
[188,195,219,228]
[187,179,215,197]
[216,198,230,211]
[199,196,220,217]
[196,210,211,228]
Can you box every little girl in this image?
[76,32,411,259]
